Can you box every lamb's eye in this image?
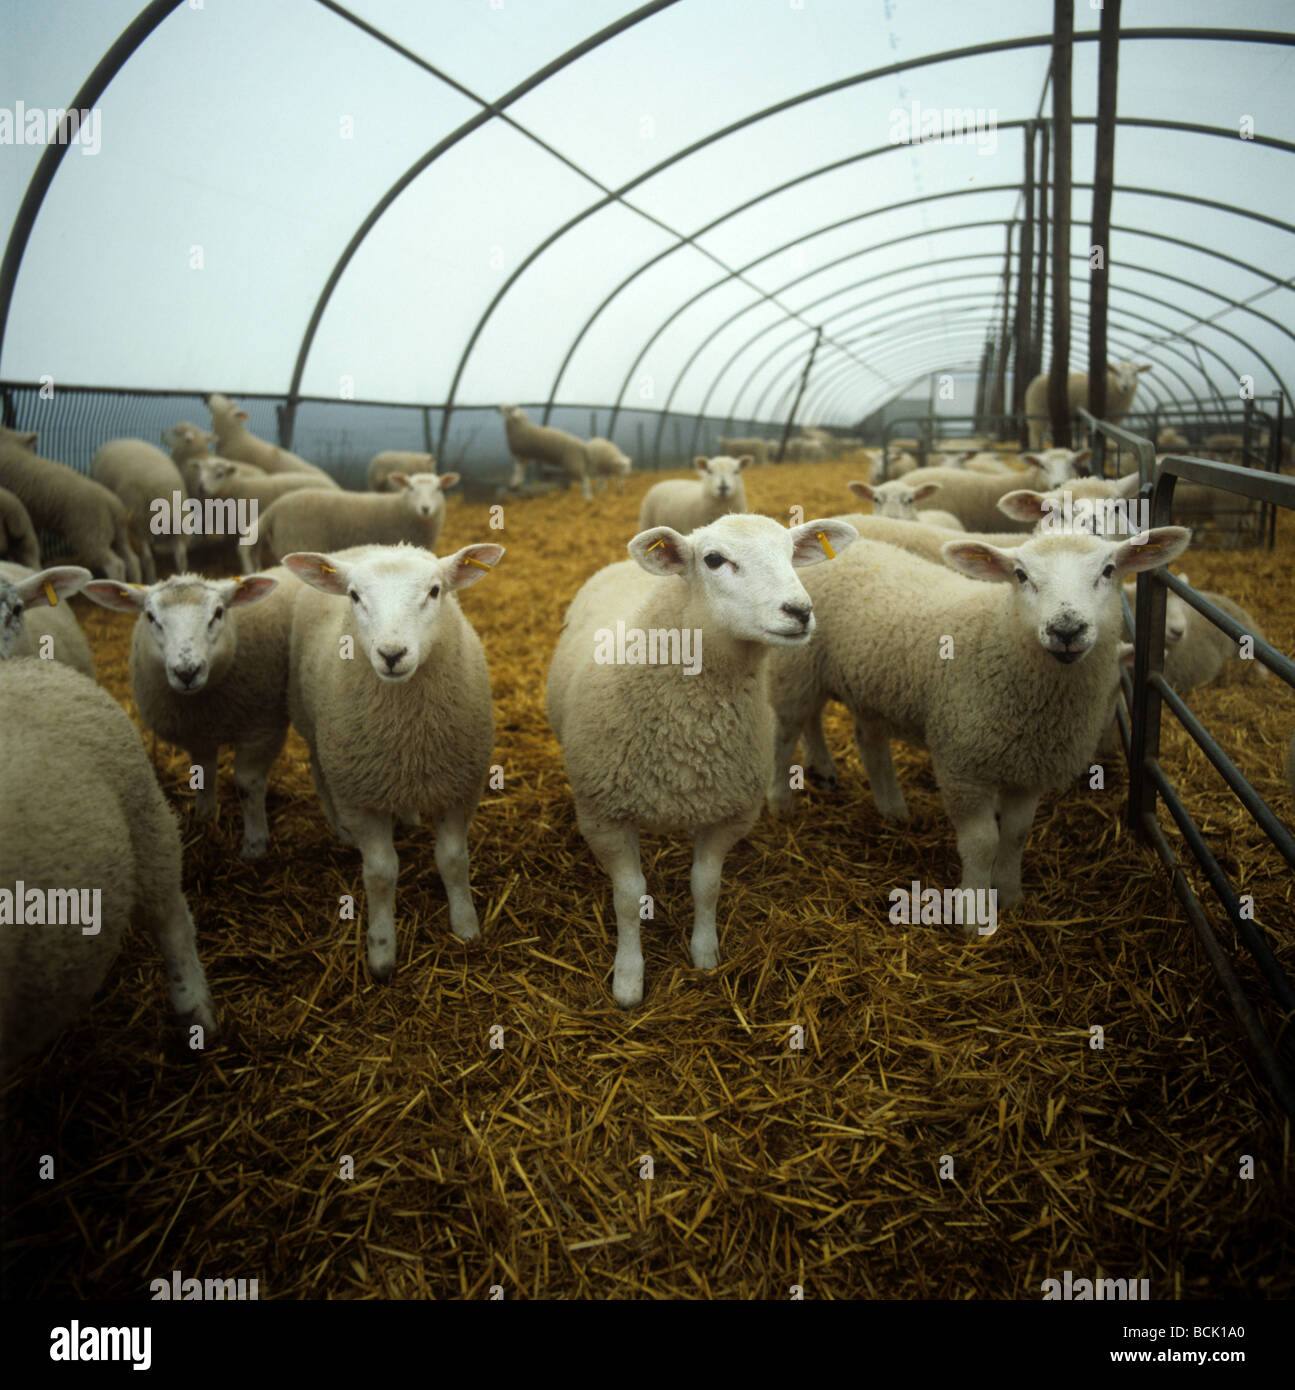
[1101,563,1115,579]
[429,585,440,600]
[145,610,157,625]
[210,605,224,624]
[349,589,360,603]
[704,552,726,570]
[1014,570,1028,584]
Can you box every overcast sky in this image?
[1,0,1291,423]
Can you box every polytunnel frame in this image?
[760,271,1275,434]
[1,13,1293,443]
[641,173,1295,449]
[554,114,1295,441]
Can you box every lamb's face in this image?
[194,458,236,497]
[695,455,746,503]
[399,472,446,519]
[0,565,92,660]
[942,529,1191,665]
[852,479,940,519]
[337,551,450,683]
[135,576,279,692]
[1110,362,1141,396]
[1026,448,1092,489]
[630,514,859,648]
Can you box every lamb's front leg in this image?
[189,742,219,821]
[855,719,908,820]
[580,473,592,501]
[509,456,526,490]
[233,728,286,860]
[346,806,399,982]
[582,820,646,1008]
[434,805,480,942]
[800,701,838,790]
[938,776,999,917]
[689,821,745,972]
[991,790,1040,910]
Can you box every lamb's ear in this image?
[17,566,92,609]
[736,455,753,471]
[14,430,37,449]
[82,579,150,612]
[847,480,875,501]
[791,519,857,567]
[235,410,250,424]
[998,489,1049,522]
[1113,526,1192,575]
[389,472,411,491]
[1138,364,1153,372]
[912,481,942,502]
[941,540,1016,582]
[1072,448,1093,472]
[630,527,689,575]
[444,543,504,591]
[437,472,461,491]
[282,552,350,595]
[224,574,278,607]
[1019,453,1043,469]
[693,457,710,474]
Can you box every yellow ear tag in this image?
[464,556,492,571]
[320,564,335,574]
[816,531,836,560]
[646,539,665,552]
[44,582,58,606]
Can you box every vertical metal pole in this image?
[1087,0,1121,426]
[1047,0,1074,450]
[776,326,822,463]
[1032,120,1050,392]
[973,336,992,432]
[1012,121,1037,435]
[988,224,1013,421]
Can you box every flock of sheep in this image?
[0,388,1286,1058]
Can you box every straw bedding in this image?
[3,454,1292,1300]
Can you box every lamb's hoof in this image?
[193,802,217,822]
[368,960,395,985]
[691,942,720,971]
[805,769,838,792]
[878,804,910,823]
[612,966,643,1009]
[766,796,793,820]
[451,922,481,944]
[240,838,268,861]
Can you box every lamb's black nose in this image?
[782,602,811,628]
[379,646,407,671]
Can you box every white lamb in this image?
[91,438,190,582]
[868,450,921,483]
[0,659,216,1070]
[369,450,437,491]
[259,471,458,566]
[499,405,592,499]
[1157,427,1190,451]
[205,393,333,483]
[637,455,749,534]
[903,449,1089,532]
[283,541,504,981]
[162,422,216,467]
[831,515,1030,566]
[0,485,40,568]
[717,436,771,465]
[0,427,139,582]
[847,479,965,530]
[1024,362,1151,448]
[0,562,94,676]
[82,570,300,859]
[546,512,859,1007]
[766,526,1190,915]
[586,437,632,493]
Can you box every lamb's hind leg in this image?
[434,804,480,942]
[509,455,526,490]
[689,820,746,972]
[142,886,217,1039]
[767,707,805,817]
[991,789,1040,911]
[345,806,399,982]
[855,719,908,820]
[581,819,647,1008]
